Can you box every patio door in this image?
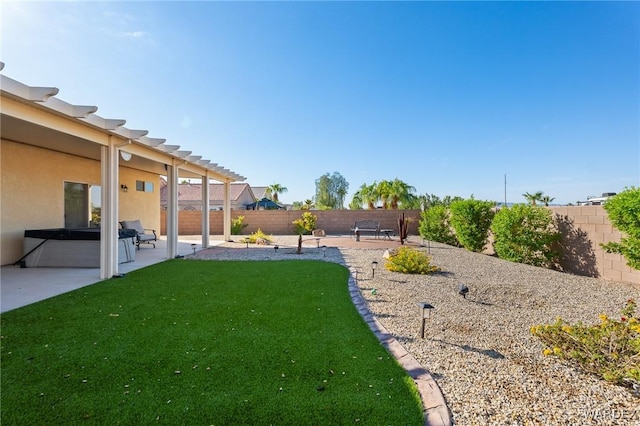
[64,182,89,228]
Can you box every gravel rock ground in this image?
[192,236,640,425]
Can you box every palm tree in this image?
[376,180,392,209]
[303,199,314,210]
[350,185,383,210]
[349,191,364,210]
[357,182,379,210]
[541,195,555,206]
[266,183,288,203]
[388,178,416,209]
[522,191,544,206]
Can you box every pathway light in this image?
[417,302,435,339]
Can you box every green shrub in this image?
[385,247,439,274]
[292,211,317,235]
[601,187,640,270]
[531,299,640,389]
[231,216,249,235]
[246,228,273,244]
[491,204,560,267]
[418,205,459,246]
[449,199,495,252]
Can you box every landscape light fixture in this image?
[120,184,128,192]
[417,302,435,339]
[191,244,196,255]
[458,283,469,299]
[322,245,327,257]
[371,261,378,278]
[274,245,279,252]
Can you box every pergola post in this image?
[201,173,210,248]
[223,181,231,241]
[100,139,119,279]
[166,163,179,259]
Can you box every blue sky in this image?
[2,1,638,206]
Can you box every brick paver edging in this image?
[348,271,453,426]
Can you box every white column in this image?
[100,139,119,279]
[201,173,210,248]
[223,181,231,241]
[166,163,179,258]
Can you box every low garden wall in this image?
[161,209,421,236]
[160,207,639,286]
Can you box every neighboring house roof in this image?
[252,186,268,200]
[160,183,256,205]
[246,197,284,210]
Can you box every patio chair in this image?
[120,220,157,249]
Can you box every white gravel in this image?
[192,236,640,425]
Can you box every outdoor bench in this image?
[351,220,380,239]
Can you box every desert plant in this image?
[397,213,410,244]
[418,205,458,246]
[601,187,640,270]
[531,299,640,389]
[449,199,495,252]
[246,228,273,244]
[491,204,560,267]
[385,247,439,274]
[231,215,249,235]
[292,211,317,235]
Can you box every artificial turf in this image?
[1,259,423,425]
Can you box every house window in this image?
[64,182,89,228]
[136,180,154,192]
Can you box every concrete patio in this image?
[0,236,225,313]
[1,233,419,314]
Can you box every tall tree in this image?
[376,180,393,209]
[314,172,349,210]
[523,191,544,206]
[388,178,416,209]
[352,182,378,210]
[541,195,555,206]
[349,191,364,210]
[266,183,288,203]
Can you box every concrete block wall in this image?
[160,207,639,286]
[548,206,638,286]
[161,209,421,236]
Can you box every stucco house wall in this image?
[117,166,162,232]
[0,139,160,265]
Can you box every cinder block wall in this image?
[548,206,638,285]
[160,207,639,286]
[161,209,421,236]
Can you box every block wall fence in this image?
[160,206,639,286]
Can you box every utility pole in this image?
[504,174,507,207]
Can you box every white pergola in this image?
[0,62,245,279]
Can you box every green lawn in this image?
[1,260,423,425]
